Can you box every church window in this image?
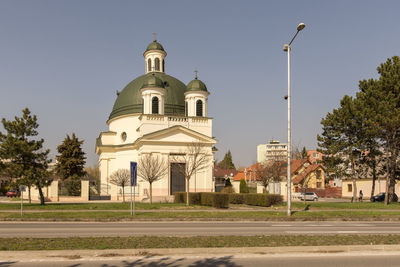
[155,58,160,71]
[185,101,188,116]
[196,100,203,117]
[162,59,165,72]
[152,97,159,114]
[147,59,152,72]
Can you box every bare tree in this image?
[259,161,283,193]
[109,169,130,203]
[137,154,168,204]
[173,142,211,206]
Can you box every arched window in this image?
[162,59,165,72]
[185,101,188,116]
[147,59,152,72]
[155,58,160,71]
[152,97,159,114]
[196,100,203,117]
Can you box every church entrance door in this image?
[170,163,186,195]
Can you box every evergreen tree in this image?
[357,56,400,204]
[301,147,308,159]
[55,133,86,196]
[239,179,249,193]
[218,150,236,170]
[0,108,52,205]
[317,95,364,201]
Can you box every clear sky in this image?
[1,0,399,168]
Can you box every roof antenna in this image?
[194,69,198,80]
[153,32,157,42]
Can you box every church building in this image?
[96,37,216,200]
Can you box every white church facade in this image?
[96,38,216,201]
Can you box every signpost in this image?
[130,162,137,216]
[19,185,26,216]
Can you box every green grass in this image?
[1,201,400,211]
[0,202,207,210]
[288,201,400,210]
[1,235,400,250]
[2,210,400,221]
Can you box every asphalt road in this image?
[3,254,400,267]
[1,221,400,237]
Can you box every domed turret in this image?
[141,73,165,89]
[184,71,210,117]
[143,33,167,74]
[145,41,165,52]
[187,78,208,92]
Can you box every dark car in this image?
[6,190,19,198]
[370,192,398,202]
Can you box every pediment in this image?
[138,126,215,144]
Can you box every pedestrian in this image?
[359,190,363,202]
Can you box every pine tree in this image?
[357,56,400,204]
[239,179,249,193]
[56,133,86,196]
[301,147,308,159]
[218,150,236,170]
[317,95,364,201]
[0,108,52,205]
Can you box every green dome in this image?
[187,78,208,92]
[145,41,165,52]
[141,73,165,89]
[109,73,186,120]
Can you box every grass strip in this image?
[1,210,400,221]
[1,201,400,211]
[0,202,196,210]
[1,235,400,250]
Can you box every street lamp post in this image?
[283,23,305,216]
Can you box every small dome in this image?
[187,78,208,92]
[141,74,165,89]
[145,40,165,52]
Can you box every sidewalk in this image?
[1,245,400,262]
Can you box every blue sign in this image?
[130,162,137,186]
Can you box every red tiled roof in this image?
[292,164,325,184]
[233,163,263,181]
[214,165,238,178]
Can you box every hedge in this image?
[174,192,229,208]
[229,193,282,207]
[173,192,202,205]
[200,193,229,209]
[174,192,282,208]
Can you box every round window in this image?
[121,132,127,142]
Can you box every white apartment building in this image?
[257,140,288,163]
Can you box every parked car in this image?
[370,192,398,202]
[6,190,19,198]
[300,192,318,201]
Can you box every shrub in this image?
[201,193,229,208]
[189,192,202,205]
[244,193,283,207]
[229,193,245,204]
[173,192,202,205]
[173,192,185,203]
[239,179,249,193]
[221,186,235,194]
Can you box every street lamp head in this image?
[283,44,289,52]
[297,23,306,31]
